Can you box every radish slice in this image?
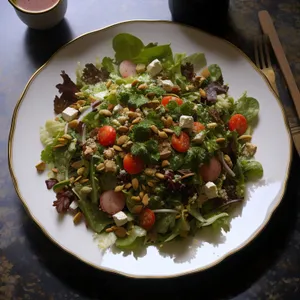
[64,122,69,134]
[199,157,222,182]
[82,124,86,144]
[119,60,137,78]
[100,190,126,215]
[78,106,93,122]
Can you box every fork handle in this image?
[259,10,300,119]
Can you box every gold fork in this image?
[254,35,279,97]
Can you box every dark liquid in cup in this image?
[16,0,59,11]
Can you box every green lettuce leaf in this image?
[115,226,147,250]
[234,92,259,122]
[238,158,263,181]
[182,52,207,72]
[208,64,223,82]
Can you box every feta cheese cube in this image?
[242,142,257,157]
[69,201,79,210]
[192,131,206,144]
[124,84,132,89]
[112,211,128,227]
[113,104,123,114]
[146,59,162,77]
[204,182,218,199]
[179,115,194,129]
[160,79,174,92]
[62,107,78,122]
[94,91,108,99]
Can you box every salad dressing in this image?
[16,0,59,11]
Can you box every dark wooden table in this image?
[1,0,300,299]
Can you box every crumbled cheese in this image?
[192,131,206,144]
[113,211,128,227]
[204,182,218,199]
[113,104,123,114]
[242,142,257,157]
[62,107,78,122]
[69,201,79,210]
[94,91,108,99]
[179,115,194,129]
[160,79,174,92]
[146,59,162,77]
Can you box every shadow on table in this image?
[17,150,300,300]
[23,19,73,69]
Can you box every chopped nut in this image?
[113,145,123,152]
[114,227,127,238]
[224,154,233,168]
[62,134,72,140]
[145,168,156,177]
[35,162,46,172]
[104,160,117,173]
[146,92,156,99]
[57,138,68,143]
[138,83,148,90]
[74,176,82,183]
[146,100,160,108]
[166,116,173,128]
[175,214,181,219]
[150,125,159,134]
[106,79,112,88]
[117,135,129,145]
[199,88,207,98]
[147,181,154,187]
[161,160,170,167]
[216,138,226,143]
[142,184,146,191]
[163,128,174,134]
[238,135,252,142]
[128,111,138,118]
[160,149,172,160]
[131,79,139,87]
[80,178,89,184]
[201,67,210,78]
[52,168,58,173]
[115,185,124,192]
[155,173,165,180]
[73,212,83,225]
[107,104,114,111]
[131,196,141,202]
[117,116,128,124]
[96,163,105,171]
[99,109,112,117]
[105,227,114,233]
[129,125,134,131]
[122,141,133,149]
[53,144,67,149]
[124,183,132,189]
[142,194,149,206]
[207,122,218,129]
[118,126,129,133]
[103,148,115,159]
[71,160,84,169]
[132,178,139,190]
[132,117,142,124]
[77,167,85,176]
[132,205,143,214]
[139,191,144,199]
[180,173,195,180]
[81,186,93,194]
[158,131,168,139]
[69,177,75,184]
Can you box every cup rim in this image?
[8,0,62,15]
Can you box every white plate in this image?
[9,21,292,278]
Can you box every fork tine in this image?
[263,35,272,68]
[254,37,260,68]
[258,36,266,69]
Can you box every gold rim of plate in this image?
[7,20,293,279]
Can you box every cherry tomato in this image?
[228,114,248,135]
[193,122,205,133]
[97,126,116,146]
[171,131,190,153]
[161,96,183,107]
[123,153,144,175]
[139,208,155,231]
[199,157,222,182]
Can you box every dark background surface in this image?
[1,0,300,299]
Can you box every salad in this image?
[36,33,263,251]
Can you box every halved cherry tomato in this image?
[171,131,190,153]
[228,114,248,135]
[161,96,183,107]
[123,153,144,175]
[139,208,155,231]
[193,122,205,133]
[97,126,116,146]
